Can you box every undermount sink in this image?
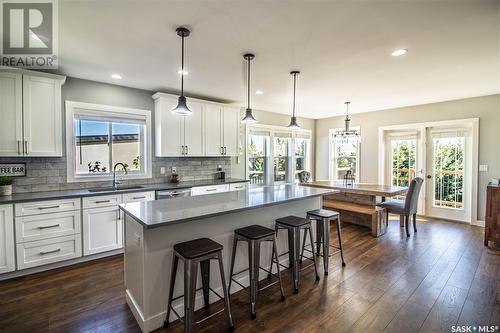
[87,185,145,193]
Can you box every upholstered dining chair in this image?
[377,177,424,237]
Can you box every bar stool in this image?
[228,225,285,319]
[165,238,234,333]
[274,216,320,294]
[306,209,346,276]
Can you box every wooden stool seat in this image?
[173,238,223,259]
[235,225,275,240]
[275,215,310,227]
[306,209,340,219]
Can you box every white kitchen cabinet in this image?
[23,75,64,156]
[0,72,23,156]
[204,104,224,156]
[0,205,15,274]
[0,69,65,157]
[82,205,123,255]
[122,191,155,204]
[154,95,183,156]
[191,184,230,196]
[15,210,81,243]
[16,234,81,269]
[183,101,204,156]
[223,107,240,156]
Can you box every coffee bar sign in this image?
[0,163,26,176]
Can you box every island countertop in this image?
[120,184,335,228]
[301,181,407,197]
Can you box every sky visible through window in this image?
[76,121,139,136]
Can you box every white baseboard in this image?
[472,220,485,227]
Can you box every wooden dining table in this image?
[301,181,408,237]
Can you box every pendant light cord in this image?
[292,73,297,117]
[180,35,185,96]
[247,57,251,110]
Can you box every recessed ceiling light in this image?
[111,74,122,79]
[391,49,408,57]
[178,69,188,75]
[255,90,264,95]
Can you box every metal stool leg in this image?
[292,227,301,293]
[217,253,235,331]
[299,227,308,265]
[164,255,179,327]
[315,217,322,255]
[272,236,286,302]
[248,239,260,319]
[322,217,330,275]
[228,237,238,293]
[184,259,198,333]
[307,226,320,281]
[200,259,210,309]
[335,216,346,266]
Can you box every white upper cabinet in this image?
[0,204,15,274]
[0,72,23,156]
[222,107,240,156]
[204,104,223,156]
[0,69,65,157]
[153,93,239,157]
[23,75,64,156]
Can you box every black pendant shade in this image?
[172,27,192,115]
[287,70,301,129]
[241,53,258,123]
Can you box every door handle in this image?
[38,205,60,210]
[38,224,61,229]
[17,140,21,155]
[220,146,223,155]
[39,248,61,255]
[186,145,189,155]
[95,200,111,204]
[24,141,28,155]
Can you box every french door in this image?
[381,119,477,223]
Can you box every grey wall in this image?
[0,77,231,193]
[315,94,500,220]
[231,109,316,179]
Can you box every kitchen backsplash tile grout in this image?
[0,156,232,193]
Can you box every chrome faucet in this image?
[112,163,128,189]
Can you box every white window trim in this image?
[329,127,361,182]
[65,101,152,183]
[245,124,312,186]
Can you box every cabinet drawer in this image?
[83,194,121,209]
[229,183,247,191]
[122,191,155,204]
[15,198,80,217]
[191,184,229,196]
[15,210,81,243]
[16,234,82,269]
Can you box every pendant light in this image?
[241,53,258,123]
[172,27,192,115]
[287,70,301,129]
[334,101,360,140]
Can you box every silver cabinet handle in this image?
[95,199,111,204]
[186,145,189,155]
[38,224,60,229]
[206,188,217,192]
[24,141,28,155]
[39,248,61,255]
[224,147,227,155]
[38,205,60,210]
[132,196,146,200]
[117,209,121,221]
[17,140,21,155]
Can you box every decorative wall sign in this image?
[0,163,26,176]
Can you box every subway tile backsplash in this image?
[0,156,232,194]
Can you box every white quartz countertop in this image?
[119,184,335,228]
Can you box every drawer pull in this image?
[38,205,60,210]
[39,248,61,255]
[132,196,146,200]
[38,224,61,229]
[95,200,111,204]
[206,189,217,192]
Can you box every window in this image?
[390,136,416,200]
[330,129,360,182]
[246,126,311,185]
[66,101,152,182]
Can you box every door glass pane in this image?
[333,138,359,181]
[295,138,310,179]
[433,137,464,209]
[112,123,141,172]
[274,137,291,183]
[248,135,267,184]
[75,120,110,174]
[391,139,416,199]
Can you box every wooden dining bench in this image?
[323,198,387,237]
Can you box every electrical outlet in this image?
[160,167,166,174]
[479,165,488,172]
[172,166,177,174]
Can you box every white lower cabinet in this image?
[82,205,123,255]
[16,235,81,269]
[0,205,15,274]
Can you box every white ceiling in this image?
[58,0,500,119]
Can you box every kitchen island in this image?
[120,184,334,332]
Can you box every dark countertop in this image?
[120,184,336,229]
[0,178,248,204]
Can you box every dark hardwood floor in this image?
[1,217,498,333]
